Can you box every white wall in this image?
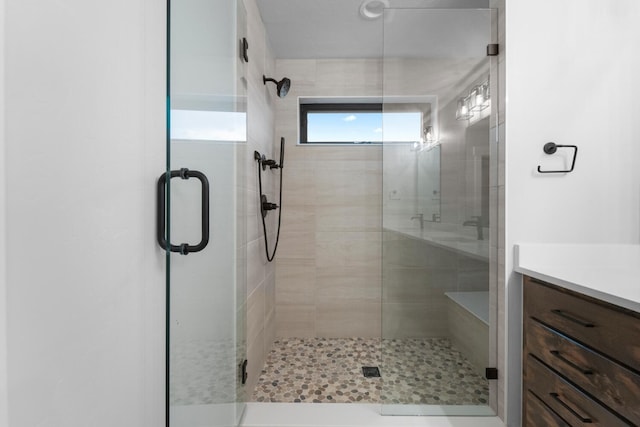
[2,0,166,425]
[505,1,640,425]
[0,0,8,424]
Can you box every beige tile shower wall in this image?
[274,59,383,339]
[244,0,277,394]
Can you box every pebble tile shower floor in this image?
[252,337,489,405]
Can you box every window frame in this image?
[297,96,438,146]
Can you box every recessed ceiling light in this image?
[359,0,389,20]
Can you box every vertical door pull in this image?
[157,168,210,255]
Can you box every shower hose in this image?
[256,141,284,262]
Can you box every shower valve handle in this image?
[254,151,279,171]
[260,194,278,217]
[263,201,278,211]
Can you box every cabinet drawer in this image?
[525,319,640,424]
[525,355,630,426]
[524,276,640,372]
[525,389,571,427]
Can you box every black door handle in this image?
[157,168,210,255]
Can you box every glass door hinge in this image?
[241,359,248,385]
[487,44,499,56]
[485,367,498,380]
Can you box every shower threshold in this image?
[241,403,504,427]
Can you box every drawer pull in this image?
[551,309,595,328]
[550,350,594,375]
[549,392,593,423]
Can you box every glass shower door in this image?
[381,8,497,416]
[164,0,247,426]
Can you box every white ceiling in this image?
[255,0,491,59]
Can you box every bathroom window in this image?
[299,101,423,145]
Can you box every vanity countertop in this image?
[515,243,640,312]
[386,227,489,261]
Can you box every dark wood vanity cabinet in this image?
[523,276,640,427]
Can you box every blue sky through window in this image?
[307,112,421,143]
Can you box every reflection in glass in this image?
[417,145,441,222]
[171,110,247,141]
[470,84,490,112]
[382,7,495,417]
[456,96,474,120]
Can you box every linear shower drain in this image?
[362,366,381,378]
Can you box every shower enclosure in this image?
[163,1,498,425]
[380,7,498,416]
[164,0,247,425]
[250,4,498,416]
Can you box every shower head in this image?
[263,75,291,98]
